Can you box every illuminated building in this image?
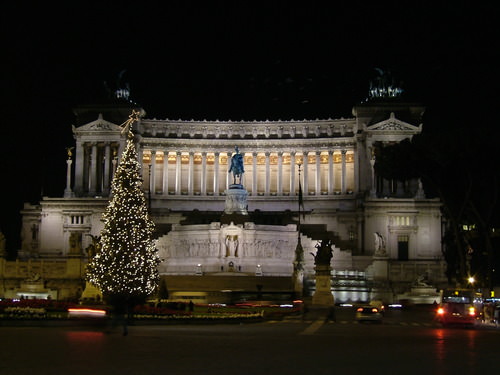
[1,82,446,303]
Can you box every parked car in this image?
[355,305,383,323]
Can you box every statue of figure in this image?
[415,274,431,287]
[225,235,239,257]
[228,146,244,185]
[85,234,101,258]
[66,147,74,160]
[374,232,386,256]
[311,239,333,266]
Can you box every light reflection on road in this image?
[433,327,481,373]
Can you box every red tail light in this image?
[437,307,445,315]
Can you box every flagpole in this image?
[298,162,302,230]
[293,162,304,297]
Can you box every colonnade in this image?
[141,149,356,197]
[73,141,122,197]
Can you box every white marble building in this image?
[16,94,446,303]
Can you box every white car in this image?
[355,305,383,323]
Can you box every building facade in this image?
[0,93,446,303]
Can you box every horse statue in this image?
[311,239,333,266]
[228,146,245,185]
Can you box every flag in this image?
[298,179,305,220]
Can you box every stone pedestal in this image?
[80,281,103,302]
[224,185,249,215]
[372,256,389,280]
[312,265,334,306]
[292,267,304,297]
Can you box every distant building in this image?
[1,82,447,303]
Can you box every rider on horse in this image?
[229,146,244,185]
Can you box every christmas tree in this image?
[86,110,160,309]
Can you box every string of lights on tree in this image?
[86,110,160,300]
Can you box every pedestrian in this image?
[326,306,336,322]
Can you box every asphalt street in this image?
[1,306,499,375]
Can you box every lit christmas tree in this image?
[86,110,160,311]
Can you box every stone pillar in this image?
[341,149,347,194]
[370,157,376,197]
[315,151,321,195]
[201,152,207,195]
[252,152,258,196]
[328,150,334,195]
[265,152,270,195]
[290,152,296,195]
[103,143,111,196]
[214,152,220,195]
[74,140,84,195]
[188,151,194,195]
[112,157,117,184]
[226,152,231,191]
[150,150,156,196]
[302,152,309,196]
[89,143,98,195]
[277,152,283,195]
[137,147,144,185]
[175,151,181,195]
[162,151,169,195]
[64,157,74,198]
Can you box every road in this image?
[0,306,499,375]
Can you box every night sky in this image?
[1,2,498,253]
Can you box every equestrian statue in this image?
[228,146,245,185]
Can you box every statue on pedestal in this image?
[225,235,239,257]
[228,146,244,185]
[311,239,333,266]
[85,234,101,258]
[311,238,335,307]
[374,232,387,257]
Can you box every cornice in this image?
[138,137,358,153]
[137,118,357,139]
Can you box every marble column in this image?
[112,157,117,184]
[188,151,194,195]
[226,152,231,189]
[175,151,181,195]
[290,152,296,195]
[89,143,98,195]
[265,152,270,195]
[103,143,111,195]
[370,157,376,197]
[328,150,334,195]
[162,151,169,195]
[201,152,207,195]
[64,157,73,198]
[74,140,84,195]
[150,150,157,196]
[214,152,220,195]
[277,152,283,195]
[302,151,309,195]
[252,152,257,195]
[315,151,321,195]
[341,149,347,194]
